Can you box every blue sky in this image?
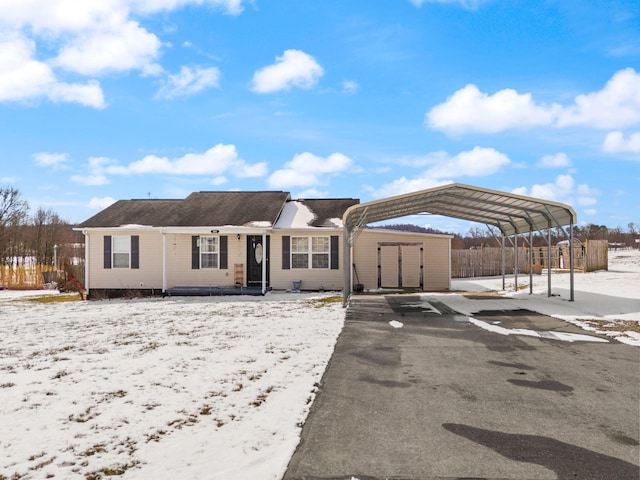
[1,0,639,233]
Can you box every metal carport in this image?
[342,183,577,305]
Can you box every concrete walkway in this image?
[283,294,640,480]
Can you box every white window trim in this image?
[112,235,130,269]
[291,235,330,269]
[200,235,220,269]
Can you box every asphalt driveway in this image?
[283,294,640,480]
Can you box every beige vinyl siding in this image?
[352,229,451,291]
[87,230,163,289]
[166,234,245,288]
[270,230,343,291]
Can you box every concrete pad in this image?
[283,294,640,480]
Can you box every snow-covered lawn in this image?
[1,250,638,479]
[0,293,344,480]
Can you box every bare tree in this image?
[0,187,30,265]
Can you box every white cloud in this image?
[426,84,558,134]
[537,152,572,168]
[49,80,106,108]
[0,34,106,108]
[0,0,247,106]
[155,66,221,99]
[602,131,640,154]
[372,178,452,199]
[512,174,598,210]
[426,68,640,134]
[99,144,267,180]
[373,147,510,198]
[70,156,117,185]
[210,176,227,186]
[268,152,352,188]
[70,174,110,186]
[33,152,69,169]
[52,20,162,76]
[236,162,268,178]
[87,196,117,210]
[251,50,324,94]
[296,188,329,198]
[131,0,244,16]
[557,68,640,129]
[342,80,359,94]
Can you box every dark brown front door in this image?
[246,235,270,287]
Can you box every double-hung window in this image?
[104,235,139,269]
[200,236,219,269]
[311,237,329,268]
[112,236,131,268]
[291,237,309,269]
[291,236,329,269]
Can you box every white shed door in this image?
[401,245,421,288]
[380,246,399,287]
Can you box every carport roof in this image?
[343,183,576,237]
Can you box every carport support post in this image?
[342,227,351,307]
[529,230,533,295]
[570,221,575,301]
[514,234,518,292]
[547,222,552,297]
[501,235,506,291]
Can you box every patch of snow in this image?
[446,249,640,346]
[328,217,343,228]
[468,318,608,343]
[246,221,272,228]
[389,320,404,329]
[274,201,316,229]
[0,294,344,480]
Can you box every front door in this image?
[246,235,270,287]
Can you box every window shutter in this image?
[330,235,339,270]
[192,236,200,269]
[282,236,290,269]
[219,236,228,269]
[104,236,112,269]
[131,235,139,269]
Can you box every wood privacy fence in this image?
[451,239,608,278]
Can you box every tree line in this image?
[0,187,83,270]
[377,222,639,250]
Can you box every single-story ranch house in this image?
[76,191,452,297]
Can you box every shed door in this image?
[380,245,399,288]
[401,245,421,288]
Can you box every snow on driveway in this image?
[0,293,344,480]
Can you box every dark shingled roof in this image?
[78,191,291,228]
[299,198,360,227]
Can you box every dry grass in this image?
[23,293,83,303]
[583,320,640,333]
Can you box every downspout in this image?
[162,230,167,294]
[83,230,89,296]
